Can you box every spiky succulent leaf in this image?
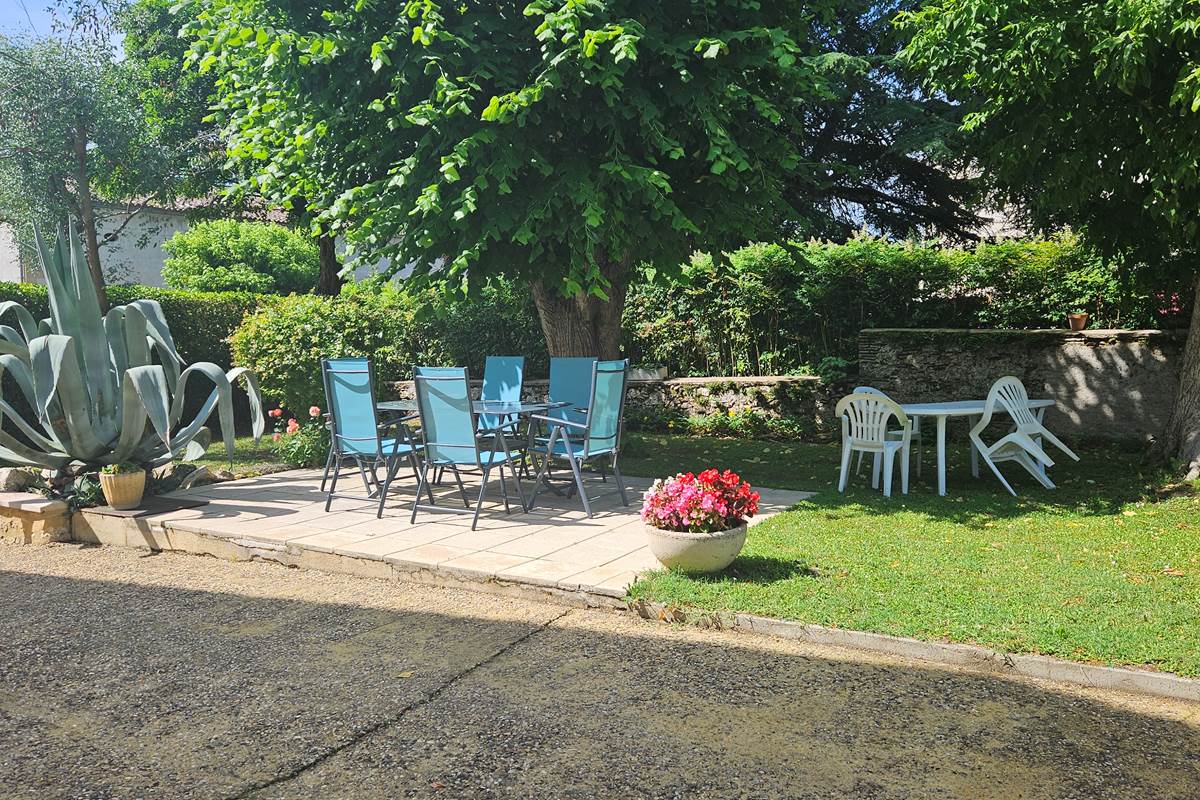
[0,220,265,471]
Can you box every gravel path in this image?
[2,542,1198,799]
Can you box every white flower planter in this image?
[644,522,748,573]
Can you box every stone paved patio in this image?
[75,469,811,599]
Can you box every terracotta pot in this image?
[645,522,748,573]
[99,470,146,510]
[1067,312,1089,331]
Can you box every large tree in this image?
[900,1,1200,475]
[189,0,977,356]
[0,36,164,309]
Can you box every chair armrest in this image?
[530,414,586,429]
[478,418,522,435]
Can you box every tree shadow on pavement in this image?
[0,554,1196,800]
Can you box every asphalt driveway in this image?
[1,543,1197,799]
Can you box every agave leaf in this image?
[0,427,70,468]
[112,366,173,465]
[0,302,40,342]
[0,339,30,360]
[126,300,185,365]
[34,222,115,424]
[0,354,66,455]
[28,334,108,460]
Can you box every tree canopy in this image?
[189,0,977,355]
[900,0,1200,472]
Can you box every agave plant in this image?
[0,221,263,471]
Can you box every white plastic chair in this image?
[969,376,1078,495]
[836,392,912,497]
[853,385,923,479]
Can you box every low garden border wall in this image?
[858,328,1186,443]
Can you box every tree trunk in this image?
[316,233,343,296]
[530,256,629,359]
[1153,275,1200,479]
[73,123,109,312]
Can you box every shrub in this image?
[162,219,320,294]
[623,232,1193,376]
[229,279,547,412]
[229,287,441,412]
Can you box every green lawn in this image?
[619,433,1200,677]
[191,435,291,477]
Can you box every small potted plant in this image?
[642,469,760,573]
[1067,309,1090,331]
[98,463,146,510]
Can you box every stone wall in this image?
[858,329,1186,443]
[391,375,842,440]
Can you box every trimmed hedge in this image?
[0,282,260,369]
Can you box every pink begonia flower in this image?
[286,418,300,433]
[309,406,321,418]
[268,408,284,418]
[639,468,760,533]
[272,433,282,441]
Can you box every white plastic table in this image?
[899,399,1055,496]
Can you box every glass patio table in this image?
[376,399,571,416]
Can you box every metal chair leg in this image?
[449,465,469,507]
[320,446,335,492]
[611,453,628,505]
[410,461,431,524]
[564,451,592,518]
[471,467,491,530]
[325,458,342,512]
[410,452,435,505]
[498,462,511,513]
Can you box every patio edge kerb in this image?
[626,599,1200,703]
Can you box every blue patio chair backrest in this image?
[549,356,596,422]
[479,355,524,430]
[413,365,478,466]
[322,357,380,456]
[584,359,628,455]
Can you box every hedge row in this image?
[623,234,1194,377]
[0,282,261,370]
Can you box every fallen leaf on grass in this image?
[397,670,415,679]
[1163,566,1185,577]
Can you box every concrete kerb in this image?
[626,599,1200,704]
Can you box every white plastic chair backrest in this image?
[983,376,1038,430]
[853,386,888,397]
[836,392,908,447]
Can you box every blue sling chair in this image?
[526,359,630,518]
[433,355,524,486]
[410,366,526,530]
[523,356,595,479]
[321,358,429,518]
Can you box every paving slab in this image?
[81,469,812,599]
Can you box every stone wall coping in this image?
[651,375,820,386]
[393,374,821,388]
[0,491,67,514]
[861,327,1186,341]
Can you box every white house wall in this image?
[0,208,388,286]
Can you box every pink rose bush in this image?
[641,469,760,533]
[267,405,330,467]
